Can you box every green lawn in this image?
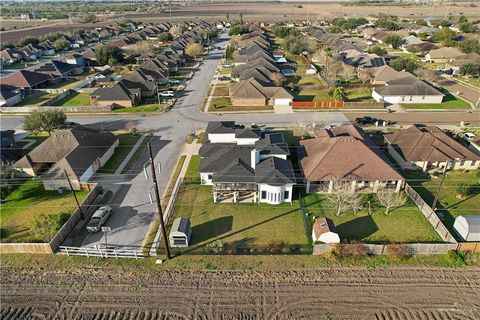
[220,67,232,75]
[346,87,375,102]
[197,132,205,144]
[302,193,443,243]
[16,92,58,107]
[213,86,229,96]
[0,179,88,243]
[210,97,232,109]
[184,155,200,181]
[401,94,471,110]
[54,92,91,106]
[403,170,480,240]
[97,132,141,174]
[297,76,323,86]
[169,183,309,254]
[120,135,151,174]
[112,105,160,113]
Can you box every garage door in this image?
[274,99,291,106]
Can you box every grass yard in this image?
[346,87,375,102]
[302,193,443,243]
[16,92,58,107]
[401,94,471,110]
[403,170,480,240]
[297,76,323,86]
[213,86,229,96]
[0,179,88,243]
[210,97,232,109]
[120,135,151,174]
[184,155,200,181]
[54,92,91,106]
[97,132,141,174]
[294,89,333,102]
[112,105,160,113]
[169,183,309,253]
[197,132,205,144]
[219,67,232,75]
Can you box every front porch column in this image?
[373,180,380,193]
[351,181,357,193]
[422,161,428,171]
[306,181,311,194]
[233,192,237,203]
[213,191,217,203]
[395,180,402,192]
[254,191,257,203]
[328,181,334,193]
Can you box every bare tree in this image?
[376,189,406,215]
[325,178,361,216]
[342,65,357,82]
[350,195,364,215]
[270,72,286,86]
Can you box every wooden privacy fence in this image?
[59,246,144,259]
[292,101,344,109]
[457,242,480,252]
[404,183,457,243]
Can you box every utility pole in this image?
[64,169,84,220]
[147,142,171,259]
[432,164,448,211]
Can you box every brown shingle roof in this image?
[299,125,403,181]
[385,126,480,162]
[1,70,53,89]
[230,78,292,100]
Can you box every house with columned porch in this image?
[199,121,296,205]
[299,125,404,194]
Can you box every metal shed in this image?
[453,215,480,242]
[169,218,192,248]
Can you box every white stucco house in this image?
[199,121,296,205]
[384,126,480,172]
[372,76,444,105]
[14,126,119,190]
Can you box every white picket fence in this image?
[59,246,144,259]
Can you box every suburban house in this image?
[372,76,444,104]
[90,82,140,108]
[1,48,22,67]
[1,70,53,89]
[312,217,340,244]
[384,126,480,172]
[363,65,414,85]
[14,126,119,190]
[199,121,296,205]
[299,125,404,194]
[230,78,293,107]
[0,85,22,107]
[425,47,464,62]
[120,69,156,98]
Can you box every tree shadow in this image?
[190,215,233,244]
[337,215,378,241]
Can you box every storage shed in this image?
[453,215,480,242]
[312,217,340,243]
[169,218,192,248]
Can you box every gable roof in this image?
[370,65,415,82]
[385,126,480,162]
[230,78,292,100]
[374,76,444,96]
[427,47,463,59]
[1,70,53,89]
[299,125,403,181]
[91,82,135,101]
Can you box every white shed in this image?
[169,218,192,248]
[453,215,480,242]
[312,217,340,244]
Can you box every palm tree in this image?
[333,87,347,101]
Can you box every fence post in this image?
[85,248,89,257]
[65,246,69,256]
[134,251,138,260]
[115,250,118,259]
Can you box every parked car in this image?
[223,63,233,68]
[169,79,182,84]
[86,206,112,232]
[159,91,175,97]
[463,132,476,142]
[355,116,390,126]
[218,76,230,81]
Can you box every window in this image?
[284,191,289,200]
[460,160,466,167]
[422,95,425,100]
[207,174,213,180]
[401,96,405,101]
[261,191,266,199]
[472,161,477,167]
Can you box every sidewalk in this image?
[114,133,147,175]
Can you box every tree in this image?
[228,24,249,36]
[406,45,420,54]
[367,46,387,56]
[273,25,291,38]
[158,32,173,42]
[417,32,428,40]
[95,44,123,65]
[0,43,14,50]
[18,36,39,47]
[332,87,347,101]
[225,45,235,60]
[23,110,67,136]
[169,26,183,37]
[383,35,405,49]
[459,39,480,54]
[376,189,406,215]
[460,63,480,77]
[33,212,70,242]
[324,178,360,216]
[79,13,97,23]
[0,162,21,200]
[460,22,478,33]
[431,28,456,44]
[53,38,70,51]
[458,16,468,24]
[270,72,286,86]
[343,65,356,82]
[284,35,308,55]
[389,58,418,73]
[185,43,204,59]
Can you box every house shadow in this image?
[190,215,233,244]
[337,215,378,241]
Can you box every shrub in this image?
[206,240,224,253]
[335,241,366,258]
[457,183,470,197]
[385,243,410,260]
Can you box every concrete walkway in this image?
[114,133,147,175]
